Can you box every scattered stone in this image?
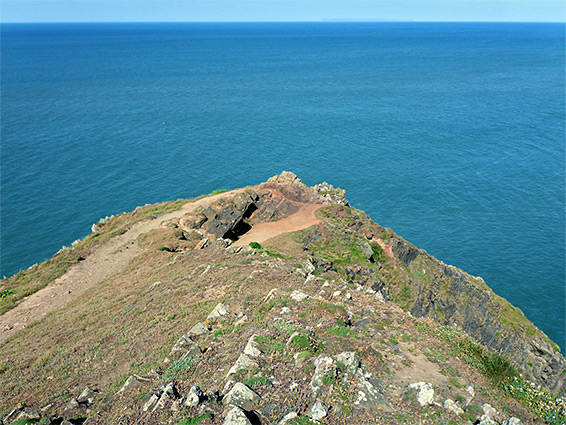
[215,238,233,247]
[223,406,253,425]
[227,353,259,377]
[408,382,434,406]
[501,418,523,425]
[184,384,203,408]
[78,387,98,405]
[353,318,371,331]
[478,418,498,425]
[336,351,360,378]
[65,398,80,410]
[171,398,184,411]
[91,223,100,233]
[307,401,328,421]
[152,382,177,411]
[345,292,353,300]
[278,412,299,425]
[188,322,211,336]
[222,382,261,411]
[142,394,159,412]
[360,242,374,260]
[444,399,464,415]
[357,369,395,412]
[171,334,202,357]
[290,290,309,301]
[481,403,501,422]
[310,355,335,396]
[234,314,248,326]
[332,290,342,298]
[466,384,475,397]
[304,259,316,275]
[207,303,231,321]
[243,335,262,358]
[280,307,293,316]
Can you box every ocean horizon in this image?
[1,22,564,349]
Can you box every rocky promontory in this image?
[0,172,564,425]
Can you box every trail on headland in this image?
[0,190,243,344]
[0,188,324,344]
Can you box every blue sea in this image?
[1,22,564,350]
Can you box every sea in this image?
[1,22,564,350]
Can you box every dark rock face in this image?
[389,235,566,394]
[206,190,258,239]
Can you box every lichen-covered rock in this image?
[307,401,328,421]
[188,322,211,336]
[227,353,258,377]
[170,334,201,357]
[357,369,395,412]
[243,335,262,358]
[207,303,231,321]
[184,384,203,408]
[444,399,464,415]
[408,382,434,406]
[336,351,360,379]
[310,355,335,396]
[222,383,261,411]
[223,406,253,425]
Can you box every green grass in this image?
[288,416,317,425]
[327,325,358,339]
[177,413,212,425]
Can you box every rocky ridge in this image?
[0,172,564,425]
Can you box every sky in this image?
[1,0,565,23]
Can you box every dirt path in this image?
[0,190,242,345]
[233,202,322,247]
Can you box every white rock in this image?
[290,290,309,301]
[278,412,298,425]
[227,353,258,377]
[444,399,464,415]
[501,418,523,425]
[184,384,202,408]
[142,394,158,412]
[408,382,434,406]
[222,382,261,411]
[223,406,252,425]
[188,322,210,336]
[207,303,231,320]
[280,307,293,316]
[243,335,262,357]
[307,401,328,421]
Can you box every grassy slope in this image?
[0,203,564,424]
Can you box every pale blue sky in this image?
[2,0,565,23]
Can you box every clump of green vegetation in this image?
[289,332,322,353]
[248,242,285,258]
[255,335,285,354]
[210,189,228,195]
[245,376,273,389]
[162,357,197,381]
[177,413,212,425]
[327,325,358,339]
[0,289,14,298]
[288,415,317,424]
[439,326,517,382]
[249,242,262,249]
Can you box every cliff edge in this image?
[0,172,564,425]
